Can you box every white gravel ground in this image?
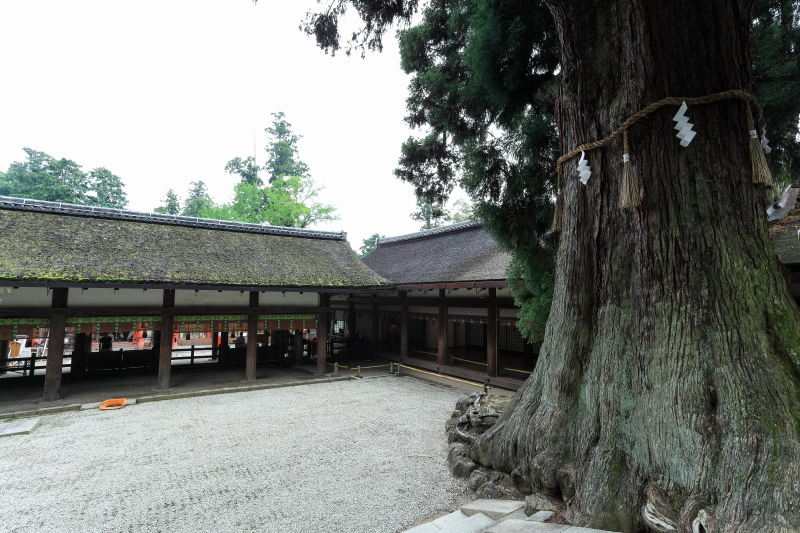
[0,377,468,533]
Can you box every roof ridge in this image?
[0,196,347,241]
[377,220,483,245]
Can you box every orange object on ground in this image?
[99,398,126,410]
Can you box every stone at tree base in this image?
[483,519,570,532]
[452,457,479,477]
[474,413,500,432]
[447,427,474,444]
[460,499,525,520]
[445,417,460,432]
[468,469,489,490]
[456,394,478,411]
[526,511,555,522]
[512,468,533,494]
[447,442,465,465]
[524,494,563,515]
[477,481,507,499]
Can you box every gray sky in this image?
[0,0,467,250]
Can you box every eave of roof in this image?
[0,200,390,289]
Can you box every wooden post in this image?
[347,301,356,354]
[71,333,88,375]
[317,293,329,374]
[400,290,409,360]
[156,288,175,390]
[0,339,8,376]
[211,326,219,359]
[438,288,447,366]
[190,344,195,365]
[43,313,66,401]
[245,291,259,382]
[371,298,379,360]
[220,331,229,364]
[157,313,173,390]
[487,288,498,378]
[293,329,304,368]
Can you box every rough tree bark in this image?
[471,1,800,531]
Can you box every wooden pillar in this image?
[370,298,379,360]
[347,301,357,353]
[0,339,8,376]
[43,313,66,401]
[245,291,259,382]
[293,329,304,368]
[487,288,498,378]
[438,289,447,366]
[245,313,258,381]
[220,332,229,364]
[157,313,173,389]
[317,293,329,374]
[211,324,219,358]
[400,290,409,359]
[156,289,175,390]
[71,333,88,375]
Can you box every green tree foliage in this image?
[449,198,475,223]
[301,0,800,343]
[264,112,310,184]
[182,181,212,217]
[410,196,450,230]
[0,148,128,208]
[225,156,262,186]
[88,167,128,209]
[154,189,181,215]
[358,232,384,258]
[208,113,338,228]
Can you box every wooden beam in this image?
[156,312,173,390]
[245,311,258,382]
[400,291,409,359]
[486,288,498,378]
[316,294,330,374]
[51,287,69,309]
[42,313,66,402]
[438,289,447,366]
[371,299,379,360]
[0,304,341,319]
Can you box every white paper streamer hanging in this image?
[760,128,772,154]
[577,150,591,185]
[672,101,696,147]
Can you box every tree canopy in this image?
[189,112,338,228]
[0,148,128,208]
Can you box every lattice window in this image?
[409,305,438,314]
[355,312,372,341]
[466,323,484,347]
[333,310,346,335]
[355,304,372,311]
[449,307,488,317]
[380,304,401,312]
[499,308,520,318]
[499,325,524,352]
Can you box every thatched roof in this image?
[363,221,510,284]
[0,196,389,289]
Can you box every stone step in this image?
[461,499,525,521]
[402,511,495,533]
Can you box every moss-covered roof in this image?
[770,207,800,265]
[0,207,390,288]
[363,223,510,284]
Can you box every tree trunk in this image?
[471,1,800,531]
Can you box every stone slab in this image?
[461,499,525,521]
[81,402,102,410]
[527,511,555,522]
[484,520,571,533]
[402,522,440,533]
[38,404,81,415]
[564,526,614,533]
[461,511,496,532]
[0,417,41,437]
[431,510,470,529]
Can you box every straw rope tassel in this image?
[619,130,641,208]
[746,101,772,186]
[552,161,564,232]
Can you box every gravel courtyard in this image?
[0,377,469,533]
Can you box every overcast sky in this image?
[0,0,467,250]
